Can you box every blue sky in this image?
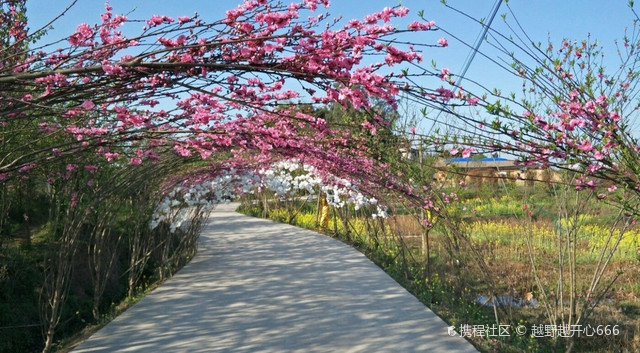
[25,0,637,92]
[24,0,640,133]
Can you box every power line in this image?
[427,0,504,136]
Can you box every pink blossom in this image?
[68,23,94,46]
[130,157,142,165]
[145,150,161,160]
[19,164,36,173]
[609,111,621,122]
[361,121,377,135]
[437,37,448,47]
[225,9,244,23]
[461,148,474,158]
[304,0,319,11]
[583,100,596,113]
[440,68,450,81]
[608,185,617,192]
[467,96,480,106]
[577,139,593,152]
[105,152,119,162]
[84,164,98,173]
[236,22,254,33]
[178,16,192,24]
[449,148,459,156]
[593,150,604,160]
[435,87,454,101]
[567,118,585,130]
[81,100,95,110]
[174,145,192,157]
[101,61,124,75]
[158,37,178,47]
[35,73,69,86]
[408,20,435,31]
[146,15,174,27]
[587,163,601,174]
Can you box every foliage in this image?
[415,2,640,218]
[463,219,639,262]
[0,155,208,353]
[0,1,447,351]
[245,189,640,353]
[0,0,442,200]
[5,0,640,352]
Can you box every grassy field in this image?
[239,185,640,353]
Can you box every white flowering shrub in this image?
[150,169,261,231]
[151,160,387,232]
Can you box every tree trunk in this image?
[422,228,430,275]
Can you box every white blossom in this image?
[150,159,387,232]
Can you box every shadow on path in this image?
[72,203,477,352]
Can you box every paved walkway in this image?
[73,203,477,352]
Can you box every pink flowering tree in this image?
[0,1,452,351]
[412,3,640,207]
[0,0,456,248]
[0,0,444,186]
[398,3,640,351]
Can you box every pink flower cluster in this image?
[146,15,174,27]
[0,0,449,211]
[68,23,94,46]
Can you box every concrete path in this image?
[73,203,477,352]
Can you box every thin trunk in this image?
[41,214,81,353]
[315,192,321,227]
[422,228,430,275]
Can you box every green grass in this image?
[239,197,640,353]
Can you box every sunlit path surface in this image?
[72,203,477,353]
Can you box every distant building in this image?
[439,157,520,171]
[433,158,561,187]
